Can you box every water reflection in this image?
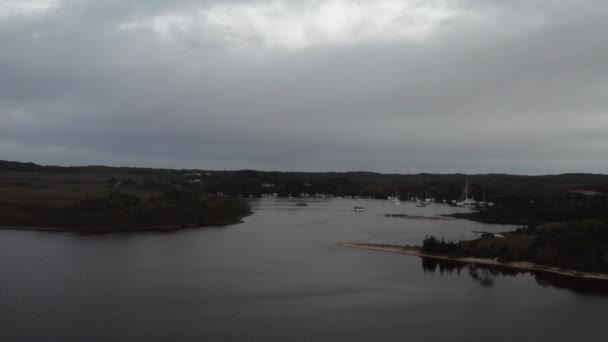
[421,257,608,296]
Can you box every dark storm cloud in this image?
[1,0,607,173]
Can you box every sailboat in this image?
[477,193,487,206]
[424,191,433,204]
[456,182,476,207]
[393,189,401,205]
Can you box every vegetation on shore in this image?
[0,161,251,231]
[1,190,251,231]
[449,190,608,225]
[422,220,608,274]
[2,159,608,234]
[3,160,608,203]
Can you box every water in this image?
[0,198,606,341]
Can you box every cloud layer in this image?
[1,0,607,173]
[120,0,462,49]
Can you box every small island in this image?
[339,220,608,281]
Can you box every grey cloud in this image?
[1,0,608,173]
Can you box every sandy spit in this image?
[338,242,608,281]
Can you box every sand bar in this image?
[338,242,608,281]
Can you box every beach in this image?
[338,242,608,282]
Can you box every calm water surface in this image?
[0,198,606,341]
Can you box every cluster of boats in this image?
[387,182,495,208]
[292,182,493,211]
[388,190,432,207]
[452,182,494,208]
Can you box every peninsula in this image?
[0,161,251,232]
[339,220,608,282]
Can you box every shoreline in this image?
[338,242,608,282]
[0,213,253,234]
[0,221,244,233]
[444,213,542,226]
[385,214,457,221]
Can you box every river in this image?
[0,198,605,341]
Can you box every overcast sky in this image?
[1,0,607,174]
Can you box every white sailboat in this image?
[456,182,476,207]
[393,189,401,205]
[424,191,433,204]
